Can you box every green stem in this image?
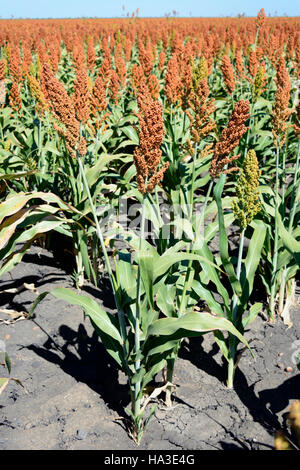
[269,142,280,321]
[232,228,245,322]
[288,139,300,232]
[133,193,146,419]
[183,111,187,134]
[77,156,128,348]
[281,141,287,217]
[38,118,42,156]
[180,178,213,314]
[166,177,214,405]
[202,179,214,216]
[243,110,252,160]
[74,238,84,288]
[231,92,234,110]
[154,185,163,227]
[173,107,177,142]
[278,267,287,314]
[227,227,245,389]
[279,140,300,313]
[36,118,43,188]
[189,144,198,219]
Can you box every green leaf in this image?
[117,251,136,299]
[146,338,180,356]
[123,164,136,183]
[204,213,235,242]
[79,235,97,284]
[28,291,50,318]
[122,126,139,145]
[138,251,154,309]
[148,311,253,356]
[5,353,11,374]
[192,280,224,316]
[141,358,167,389]
[0,241,32,277]
[214,174,242,296]
[213,330,229,362]
[52,288,123,344]
[195,241,230,309]
[153,251,221,281]
[44,142,62,156]
[0,171,37,180]
[131,366,146,385]
[85,154,121,188]
[276,210,300,266]
[156,283,176,317]
[17,217,66,243]
[170,218,195,241]
[240,220,266,305]
[89,319,124,369]
[242,302,263,328]
[143,197,162,235]
[98,129,113,144]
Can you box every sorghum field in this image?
[0,9,300,451]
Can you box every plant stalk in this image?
[77,156,128,348]
[227,227,245,389]
[133,193,146,419]
[288,139,300,232]
[165,172,213,406]
[269,142,280,321]
[279,140,300,313]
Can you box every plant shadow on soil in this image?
[27,323,130,421]
[25,315,300,447]
[180,335,300,444]
[2,244,300,449]
[234,368,300,434]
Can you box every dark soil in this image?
[0,246,300,450]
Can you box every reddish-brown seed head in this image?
[210,99,250,178]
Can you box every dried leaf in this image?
[1,282,39,296]
[281,279,298,328]
[140,382,175,415]
[0,377,27,395]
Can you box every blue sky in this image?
[1,0,299,19]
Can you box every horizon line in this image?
[0,14,299,20]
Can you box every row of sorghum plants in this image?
[0,10,299,444]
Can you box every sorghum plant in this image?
[226,149,263,387]
[265,56,294,320]
[31,80,251,444]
